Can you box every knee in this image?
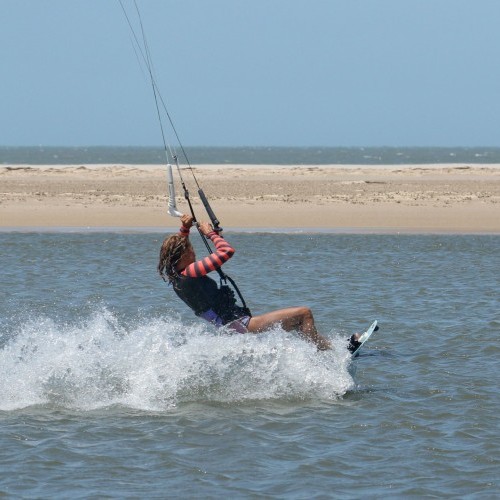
[297,306,314,321]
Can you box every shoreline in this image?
[1,163,499,233]
[1,226,499,235]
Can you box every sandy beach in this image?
[1,164,499,232]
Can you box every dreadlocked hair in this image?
[158,234,192,283]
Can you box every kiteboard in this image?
[350,320,379,358]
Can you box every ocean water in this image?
[2,145,500,165]
[0,232,498,497]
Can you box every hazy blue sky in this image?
[2,0,500,147]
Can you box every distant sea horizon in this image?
[1,146,500,165]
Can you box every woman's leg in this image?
[246,306,331,350]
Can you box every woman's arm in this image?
[179,214,193,237]
[182,230,235,278]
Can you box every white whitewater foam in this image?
[0,308,354,411]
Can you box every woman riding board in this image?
[159,214,355,351]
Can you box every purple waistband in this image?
[199,309,251,333]
[199,309,224,328]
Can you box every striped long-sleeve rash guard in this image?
[174,224,249,328]
[179,225,235,277]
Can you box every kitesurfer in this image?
[158,214,332,350]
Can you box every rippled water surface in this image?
[1,232,498,497]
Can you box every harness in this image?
[173,273,250,325]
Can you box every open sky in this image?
[2,0,500,147]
